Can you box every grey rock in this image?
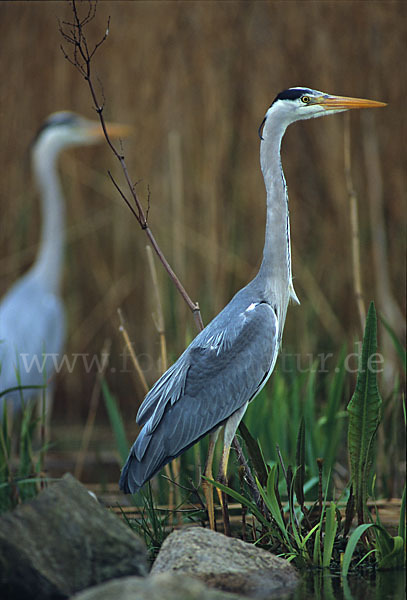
[151,527,299,599]
[0,473,148,599]
[70,572,249,600]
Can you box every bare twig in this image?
[344,113,366,333]
[117,308,149,396]
[59,0,203,331]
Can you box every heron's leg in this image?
[202,428,220,531]
[216,403,248,536]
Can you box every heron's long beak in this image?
[85,121,133,140]
[314,94,387,111]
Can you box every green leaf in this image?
[374,523,406,569]
[313,525,322,566]
[294,418,305,506]
[262,466,289,539]
[347,302,382,524]
[238,420,268,487]
[342,523,374,576]
[202,476,270,529]
[323,502,338,568]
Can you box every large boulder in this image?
[151,527,299,599]
[70,572,249,600]
[0,473,148,599]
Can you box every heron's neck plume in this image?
[31,146,65,294]
[256,113,297,323]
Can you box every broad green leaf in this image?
[377,535,405,569]
[347,302,382,524]
[374,523,406,569]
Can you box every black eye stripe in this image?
[272,88,313,104]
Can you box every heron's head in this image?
[260,87,386,134]
[32,111,131,157]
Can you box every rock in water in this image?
[0,474,148,599]
[70,572,249,600]
[151,527,299,599]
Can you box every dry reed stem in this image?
[344,113,366,334]
[117,308,149,396]
[146,245,167,372]
[74,338,111,480]
[146,244,182,522]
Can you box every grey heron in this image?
[0,111,129,426]
[119,88,386,528]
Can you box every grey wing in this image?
[120,301,278,493]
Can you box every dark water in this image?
[281,570,405,600]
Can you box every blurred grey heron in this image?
[0,111,129,427]
[119,88,386,528]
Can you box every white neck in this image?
[255,112,297,330]
[30,145,65,294]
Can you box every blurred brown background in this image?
[0,1,405,430]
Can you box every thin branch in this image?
[59,0,203,331]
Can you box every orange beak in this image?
[313,94,387,111]
[84,121,133,140]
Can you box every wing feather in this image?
[120,299,279,493]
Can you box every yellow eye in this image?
[301,96,311,104]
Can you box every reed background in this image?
[0,2,405,440]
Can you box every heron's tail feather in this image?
[119,433,168,494]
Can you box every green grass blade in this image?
[202,476,270,529]
[264,464,288,537]
[379,313,406,373]
[294,417,305,506]
[101,379,129,463]
[342,523,374,576]
[323,502,338,568]
[398,484,406,542]
[322,349,346,482]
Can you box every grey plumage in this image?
[0,112,130,418]
[120,283,278,493]
[120,87,386,495]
